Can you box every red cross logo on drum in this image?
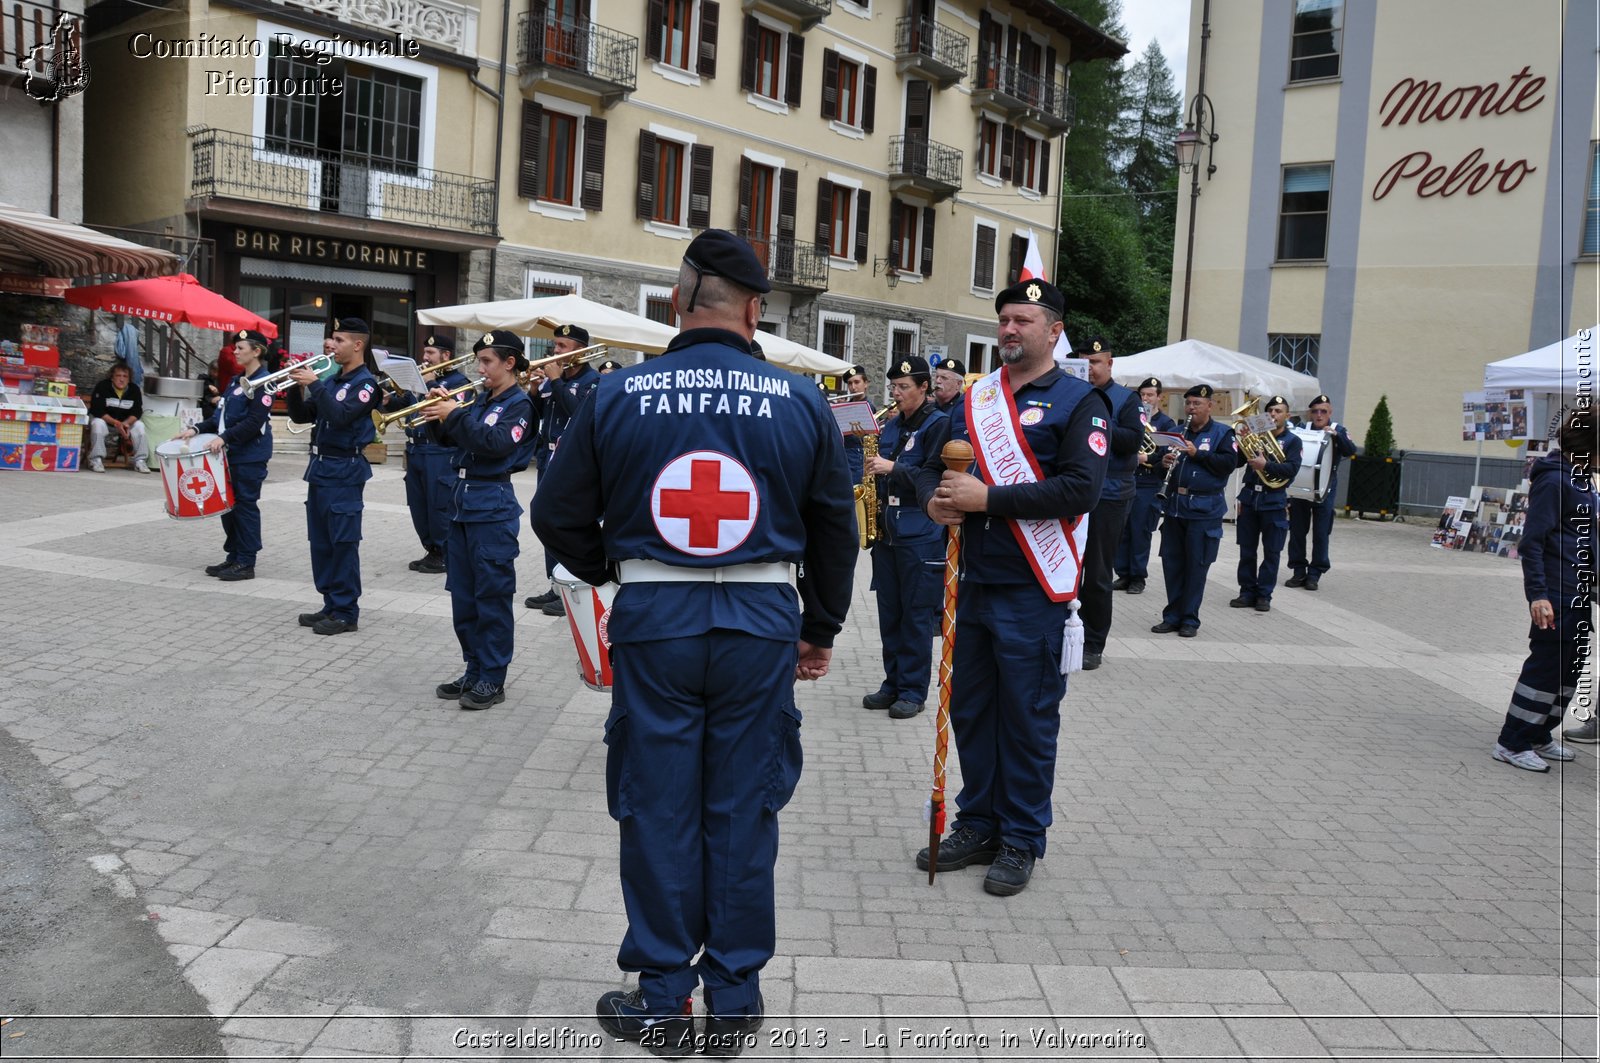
[178,466,216,505]
[651,451,759,556]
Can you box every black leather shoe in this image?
[459,682,506,711]
[1112,576,1131,591]
[916,823,1000,871]
[525,589,558,608]
[702,992,764,1058]
[312,617,358,636]
[216,565,255,582]
[595,989,695,1059]
[1254,601,1272,612]
[436,675,470,699]
[1178,625,1199,638]
[862,690,896,711]
[982,844,1037,896]
[888,699,924,719]
[415,554,446,574]
[1285,573,1308,588]
[407,555,428,572]
[1126,579,1145,595]
[1151,621,1179,633]
[1082,652,1103,671]
[1303,577,1320,591]
[205,560,236,577]
[1229,596,1255,608]
[298,611,327,627]
[541,597,567,617]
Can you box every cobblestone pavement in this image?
[0,465,1595,1061]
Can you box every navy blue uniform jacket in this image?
[195,366,273,465]
[1521,453,1597,606]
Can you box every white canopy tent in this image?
[1482,326,1599,393]
[416,294,851,375]
[1111,339,1322,409]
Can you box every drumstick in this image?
[929,439,973,884]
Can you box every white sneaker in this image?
[1534,740,1577,762]
[1493,744,1550,772]
[89,458,104,473]
[134,462,151,474]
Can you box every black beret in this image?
[1185,384,1216,399]
[1266,394,1290,409]
[1138,377,1163,391]
[888,355,932,382]
[935,357,967,376]
[554,323,591,346]
[994,278,1066,316]
[684,229,772,294]
[1073,335,1112,356]
[232,329,269,348]
[842,365,866,381]
[423,334,454,352]
[1310,393,1332,406]
[475,329,526,357]
[331,317,370,335]
[598,359,622,372]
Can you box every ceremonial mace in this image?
[928,439,973,884]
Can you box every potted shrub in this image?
[1345,394,1402,518]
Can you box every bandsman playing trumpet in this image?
[417,330,535,711]
[287,317,382,636]
[1230,395,1302,612]
[392,334,470,575]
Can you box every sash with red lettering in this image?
[964,367,1088,602]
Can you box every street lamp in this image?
[1175,89,1219,339]
[872,256,900,290]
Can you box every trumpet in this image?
[1231,395,1292,489]
[519,342,610,382]
[240,353,335,397]
[1139,404,1159,457]
[374,379,483,433]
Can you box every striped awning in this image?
[0,202,179,279]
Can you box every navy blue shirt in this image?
[530,327,857,647]
[439,382,534,523]
[1162,417,1236,521]
[195,365,273,465]
[1236,425,1304,510]
[392,368,469,449]
[287,362,379,482]
[1097,381,1143,502]
[877,399,948,546]
[1520,453,1597,605]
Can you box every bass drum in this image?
[1288,427,1334,503]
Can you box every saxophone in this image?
[853,405,895,550]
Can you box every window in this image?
[518,100,606,211]
[641,285,678,326]
[1277,164,1332,261]
[524,270,582,298]
[1290,0,1342,82]
[967,336,998,375]
[978,118,1001,177]
[1006,232,1028,286]
[540,111,577,203]
[815,178,869,264]
[754,25,781,97]
[819,311,854,363]
[889,199,935,277]
[1014,133,1043,193]
[829,187,853,258]
[1268,334,1321,376]
[822,50,876,131]
[660,0,694,68]
[1585,143,1600,256]
[741,14,801,107]
[889,322,920,364]
[265,40,424,174]
[637,130,712,230]
[656,140,684,224]
[648,0,719,77]
[972,222,997,291]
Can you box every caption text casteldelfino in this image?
[126,32,420,97]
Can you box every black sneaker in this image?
[916,823,1000,872]
[1229,596,1255,608]
[541,597,567,617]
[1082,651,1103,671]
[525,589,558,608]
[205,560,236,577]
[459,681,506,711]
[297,611,327,627]
[1111,576,1131,591]
[415,553,446,574]
[1303,576,1320,591]
[1126,579,1146,595]
[435,675,472,699]
[862,690,896,711]
[1254,600,1271,612]
[983,844,1037,896]
[1285,573,1308,588]
[216,565,255,582]
[407,554,430,572]
[889,699,924,719]
[595,989,695,1059]
[702,992,764,1058]
[1151,621,1179,634]
[1178,625,1198,638]
[312,617,358,636]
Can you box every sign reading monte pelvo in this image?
[1371,65,1544,201]
[229,226,430,270]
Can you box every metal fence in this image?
[1394,450,1530,515]
[517,13,638,94]
[893,16,968,73]
[889,135,963,188]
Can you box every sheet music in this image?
[379,356,427,397]
[829,399,877,437]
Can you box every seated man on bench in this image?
[87,360,150,474]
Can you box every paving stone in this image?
[182,946,287,1016]
[147,905,242,948]
[1114,966,1284,1004]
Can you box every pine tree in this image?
[1054,0,1129,191]
[1366,395,1396,458]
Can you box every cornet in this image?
[519,342,610,382]
[374,379,484,433]
[241,353,335,397]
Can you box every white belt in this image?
[617,559,795,586]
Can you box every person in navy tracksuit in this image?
[1152,385,1236,637]
[914,279,1109,899]
[532,230,855,1058]
[1286,393,1360,591]
[524,323,599,618]
[1493,410,1597,770]
[182,328,274,581]
[393,333,469,575]
[1114,377,1177,594]
[862,355,948,720]
[286,317,380,636]
[1077,338,1142,670]
[1230,395,1303,612]
[417,330,534,711]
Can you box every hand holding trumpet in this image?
[414,386,459,423]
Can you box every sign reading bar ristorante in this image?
[1371,65,1544,201]
[229,226,430,270]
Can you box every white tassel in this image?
[1061,599,1084,675]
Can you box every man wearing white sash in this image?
[915,279,1109,896]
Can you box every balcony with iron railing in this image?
[737,230,829,294]
[517,12,637,106]
[969,56,1075,134]
[187,127,497,237]
[748,0,830,31]
[2,0,83,87]
[893,16,968,88]
[889,135,962,202]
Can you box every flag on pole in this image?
[1016,230,1074,365]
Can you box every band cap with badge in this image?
[1138,377,1163,392]
[994,278,1066,316]
[888,355,931,385]
[424,334,455,352]
[932,356,967,377]
[553,323,591,347]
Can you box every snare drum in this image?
[553,563,618,692]
[156,435,233,520]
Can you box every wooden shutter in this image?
[920,206,935,277]
[815,178,834,249]
[740,14,758,91]
[821,49,838,119]
[698,0,719,77]
[580,116,606,211]
[737,156,753,232]
[784,31,804,108]
[778,167,797,244]
[854,189,870,264]
[645,0,663,62]
[974,224,995,289]
[1008,233,1026,285]
[1044,44,1058,110]
[888,198,903,266]
[688,144,713,228]
[518,99,543,199]
[1038,139,1050,195]
[636,129,657,219]
[905,78,930,140]
[861,64,877,133]
[999,125,1015,183]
